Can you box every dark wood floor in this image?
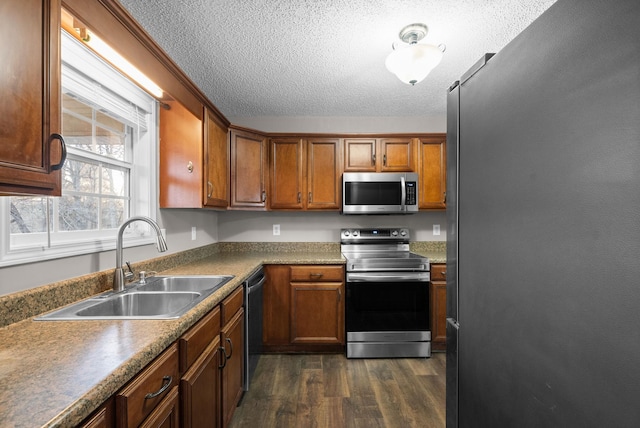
[229,352,446,428]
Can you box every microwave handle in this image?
[400,175,406,211]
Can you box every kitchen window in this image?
[0,31,158,266]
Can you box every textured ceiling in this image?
[118,0,557,119]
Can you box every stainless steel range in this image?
[341,227,431,358]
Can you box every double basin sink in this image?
[36,275,234,320]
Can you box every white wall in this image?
[0,209,219,296]
[217,210,446,243]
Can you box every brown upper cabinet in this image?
[306,138,342,210]
[418,136,447,209]
[159,101,204,208]
[269,137,341,211]
[204,108,229,208]
[343,137,415,172]
[230,128,268,209]
[159,104,230,209]
[0,0,66,196]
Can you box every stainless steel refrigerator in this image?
[445,0,640,426]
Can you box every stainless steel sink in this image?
[76,292,200,317]
[135,275,234,293]
[35,275,234,320]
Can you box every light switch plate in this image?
[433,224,441,236]
[273,224,280,236]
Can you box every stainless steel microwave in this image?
[342,172,419,214]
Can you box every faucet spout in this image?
[114,216,167,292]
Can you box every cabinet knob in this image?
[309,192,312,203]
[372,153,376,165]
[207,181,213,198]
[187,161,194,173]
[297,192,301,203]
[383,154,387,166]
[262,191,266,202]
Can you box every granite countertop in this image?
[0,243,445,427]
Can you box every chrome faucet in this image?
[114,216,168,292]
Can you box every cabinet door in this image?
[290,282,345,345]
[0,0,65,196]
[269,138,304,209]
[430,264,447,350]
[230,129,267,209]
[380,138,415,171]
[343,138,377,172]
[159,101,203,208]
[418,136,447,209]
[181,338,221,428]
[204,109,229,208]
[307,138,341,210]
[263,265,291,347]
[220,308,244,427]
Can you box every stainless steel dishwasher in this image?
[243,267,265,391]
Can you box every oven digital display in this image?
[361,229,390,237]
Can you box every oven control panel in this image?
[340,228,410,242]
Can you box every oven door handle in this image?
[347,272,430,282]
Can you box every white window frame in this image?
[0,31,159,267]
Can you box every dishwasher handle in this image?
[246,271,266,294]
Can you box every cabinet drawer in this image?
[430,264,447,281]
[221,286,244,325]
[290,265,344,282]
[179,306,221,372]
[116,343,179,428]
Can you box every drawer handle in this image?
[225,337,234,359]
[49,133,67,171]
[144,375,172,399]
[218,346,227,369]
[309,273,323,278]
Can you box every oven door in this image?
[346,273,429,333]
[345,273,430,358]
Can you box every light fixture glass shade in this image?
[385,43,444,85]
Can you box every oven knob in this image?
[391,230,398,236]
[343,230,350,237]
[352,230,359,237]
[400,229,407,236]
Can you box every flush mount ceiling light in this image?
[385,23,445,86]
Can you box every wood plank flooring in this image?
[229,352,446,428]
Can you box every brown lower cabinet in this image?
[79,287,245,428]
[180,307,222,428]
[263,264,345,353]
[219,286,244,427]
[430,264,447,351]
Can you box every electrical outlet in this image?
[273,224,280,236]
[191,226,197,240]
[433,224,441,236]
